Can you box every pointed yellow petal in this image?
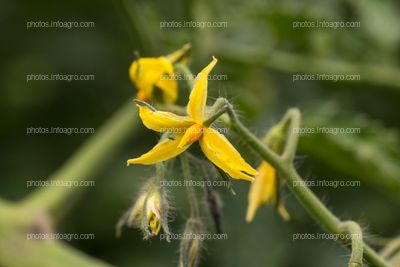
[199,128,257,181]
[127,135,189,165]
[137,105,194,132]
[165,43,191,63]
[187,57,217,123]
[246,162,277,222]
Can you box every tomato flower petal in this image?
[137,105,194,133]
[199,128,257,181]
[127,135,190,165]
[187,57,217,124]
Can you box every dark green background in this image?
[1,0,399,266]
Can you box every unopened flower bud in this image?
[117,182,168,239]
[179,218,203,267]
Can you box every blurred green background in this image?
[1,0,400,266]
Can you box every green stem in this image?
[280,109,301,163]
[339,221,364,267]
[21,101,139,221]
[175,65,390,267]
[180,154,200,218]
[224,100,282,167]
[222,101,390,267]
[155,162,166,182]
[203,105,228,127]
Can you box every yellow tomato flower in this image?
[129,44,191,103]
[246,161,290,222]
[128,57,257,181]
[128,192,162,235]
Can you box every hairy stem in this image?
[222,100,390,267]
[180,154,200,218]
[173,64,390,267]
[339,221,364,267]
[280,109,301,163]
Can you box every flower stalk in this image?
[180,154,200,218]
[221,102,390,267]
[179,154,203,267]
[175,63,391,267]
[179,217,203,267]
[339,221,364,267]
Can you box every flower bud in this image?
[179,218,203,267]
[117,186,166,239]
[137,192,162,236]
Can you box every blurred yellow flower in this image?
[129,44,191,103]
[246,161,289,222]
[128,57,257,181]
